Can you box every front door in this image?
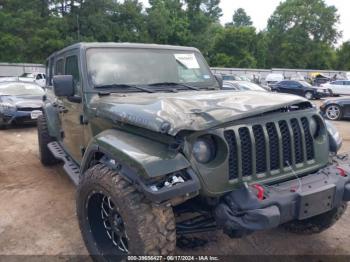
[61,54,84,163]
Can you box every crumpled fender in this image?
[81,129,190,179]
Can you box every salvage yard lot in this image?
[0,101,350,256]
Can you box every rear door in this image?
[280,81,302,95]
[342,81,350,95]
[330,81,344,95]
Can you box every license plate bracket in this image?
[298,185,335,220]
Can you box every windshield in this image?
[86,48,217,90]
[0,82,44,96]
[299,81,312,87]
[239,82,266,91]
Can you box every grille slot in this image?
[291,118,304,164]
[225,116,316,181]
[279,120,292,167]
[253,125,266,174]
[266,122,280,171]
[301,117,315,160]
[239,127,253,177]
[224,130,239,180]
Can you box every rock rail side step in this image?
[47,141,80,186]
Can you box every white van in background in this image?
[265,73,284,86]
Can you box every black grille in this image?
[225,117,316,180]
[253,125,266,174]
[17,107,42,111]
[301,117,315,160]
[239,127,253,177]
[224,130,239,179]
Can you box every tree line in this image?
[0,0,349,70]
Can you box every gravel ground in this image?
[0,101,350,256]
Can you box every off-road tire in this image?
[76,164,176,258]
[283,202,347,235]
[37,114,59,166]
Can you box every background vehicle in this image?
[223,80,268,92]
[322,80,350,96]
[222,74,242,81]
[0,81,44,128]
[39,43,350,258]
[312,73,331,86]
[19,73,46,87]
[320,97,350,120]
[271,80,331,99]
[265,73,284,86]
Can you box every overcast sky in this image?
[138,0,350,44]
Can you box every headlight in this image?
[325,120,342,153]
[192,136,216,164]
[0,103,16,113]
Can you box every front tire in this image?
[283,203,347,235]
[37,114,59,166]
[325,104,342,121]
[304,91,314,100]
[76,164,176,258]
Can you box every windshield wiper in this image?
[94,84,155,93]
[148,82,200,91]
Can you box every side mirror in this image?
[53,75,74,97]
[214,74,223,88]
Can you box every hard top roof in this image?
[48,42,200,58]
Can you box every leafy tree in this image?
[211,26,258,68]
[229,8,252,27]
[146,0,190,44]
[336,42,350,70]
[267,0,341,69]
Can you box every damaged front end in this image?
[214,154,350,238]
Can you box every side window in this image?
[287,81,299,88]
[345,81,350,86]
[55,59,64,75]
[65,55,80,94]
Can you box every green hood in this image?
[91,90,310,136]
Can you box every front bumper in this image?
[315,89,331,98]
[0,110,41,125]
[215,154,350,234]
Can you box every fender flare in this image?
[42,102,61,139]
[80,129,200,203]
[81,129,190,179]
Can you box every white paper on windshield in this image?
[174,53,200,69]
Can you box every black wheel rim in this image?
[101,195,129,252]
[86,192,129,255]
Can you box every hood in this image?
[0,95,43,109]
[92,91,310,136]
